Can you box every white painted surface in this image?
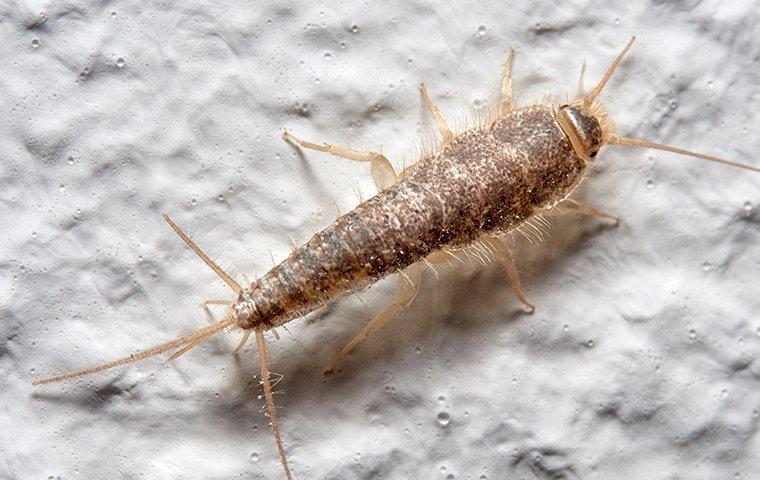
[2,1,759,479]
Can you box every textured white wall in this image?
[2,1,759,479]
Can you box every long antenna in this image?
[585,36,636,107]
[610,136,760,173]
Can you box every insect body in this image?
[34,37,760,479]
[240,104,589,330]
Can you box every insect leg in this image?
[499,49,516,115]
[324,264,423,375]
[559,199,620,225]
[419,83,454,145]
[484,236,535,313]
[282,130,397,190]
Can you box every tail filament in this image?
[32,315,236,386]
[255,329,294,479]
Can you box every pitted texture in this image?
[237,105,588,328]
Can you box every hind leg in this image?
[500,49,516,115]
[325,264,422,375]
[485,236,535,313]
[282,130,396,190]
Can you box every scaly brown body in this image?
[235,105,587,329]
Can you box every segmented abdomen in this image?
[235,106,586,328]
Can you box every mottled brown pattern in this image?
[234,105,591,328]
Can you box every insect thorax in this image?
[431,105,589,233]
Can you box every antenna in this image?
[609,136,760,173]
